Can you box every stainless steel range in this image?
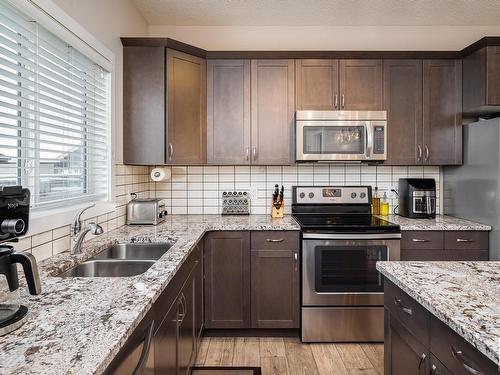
[292,185,401,342]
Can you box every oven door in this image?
[302,233,400,306]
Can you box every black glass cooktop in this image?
[292,214,400,233]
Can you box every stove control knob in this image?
[299,192,305,199]
[360,192,367,199]
[351,192,357,199]
[308,192,315,199]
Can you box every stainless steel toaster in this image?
[126,197,167,225]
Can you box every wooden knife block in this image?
[271,202,284,218]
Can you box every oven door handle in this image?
[302,233,401,240]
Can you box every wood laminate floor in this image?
[195,337,384,375]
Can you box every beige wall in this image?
[148,25,500,50]
[53,0,149,164]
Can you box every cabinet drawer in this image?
[384,280,430,345]
[251,231,299,250]
[401,231,443,250]
[430,316,497,375]
[401,249,489,261]
[444,231,489,250]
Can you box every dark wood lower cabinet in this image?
[385,280,497,375]
[251,249,299,328]
[400,230,489,261]
[204,231,251,329]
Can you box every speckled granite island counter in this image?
[380,215,492,231]
[0,215,299,375]
[377,261,499,371]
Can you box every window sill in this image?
[27,201,117,237]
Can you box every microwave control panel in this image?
[373,126,385,154]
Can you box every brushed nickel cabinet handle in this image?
[245,147,249,161]
[429,365,437,375]
[412,238,429,242]
[266,238,284,243]
[341,94,345,109]
[252,147,257,161]
[424,145,429,162]
[456,238,473,243]
[417,145,422,162]
[132,320,155,375]
[294,252,298,272]
[418,353,426,370]
[394,297,413,315]
[168,143,173,161]
[451,346,484,375]
[334,94,338,109]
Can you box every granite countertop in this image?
[380,214,492,231]
[0,215,299,375]
[377,261,500,364]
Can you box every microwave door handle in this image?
[365,122,373,158]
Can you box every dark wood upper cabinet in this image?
[122,45,206,165]
[207,60,251,164]
[250,231,300,329]
[204,231,251,329]
[251,59,295,165]
[423,59,462,165]
[295,59,382,111]
[123,46,165,165]
[296,59,339,110]
[383,60,423,165]
[166,49,207,164]
[340,59,383,110]
[463,46,500,116]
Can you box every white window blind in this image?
[0,1,110,209]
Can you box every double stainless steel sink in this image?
[58,242,173,278]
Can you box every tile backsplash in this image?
[151,164,441,216]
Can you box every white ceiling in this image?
[134,0,500,26]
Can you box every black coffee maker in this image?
[0,186,41,336]
[398,178,436,219]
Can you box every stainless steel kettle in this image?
[0,245,41,335]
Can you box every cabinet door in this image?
[204,231,251,328]
[123,46,165,165]
[178,273,195,375]
[251,249,299,328]
[194,242,203,346]
[296,59,339,110]
[340,59,383,110]
[251,60,295,165]
[105,310,155,375]
[423,60,462,165]
[154,302,179,375]
[383,60,423,165]
[166,49,207,164]
[207,60,251,164]
[387,314,429,375]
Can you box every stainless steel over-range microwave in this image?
[295,110,387,162]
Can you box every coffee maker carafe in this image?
[0,186,41,336]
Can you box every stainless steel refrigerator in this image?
[444,117,500,260]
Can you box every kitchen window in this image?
[0,1,110,210]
